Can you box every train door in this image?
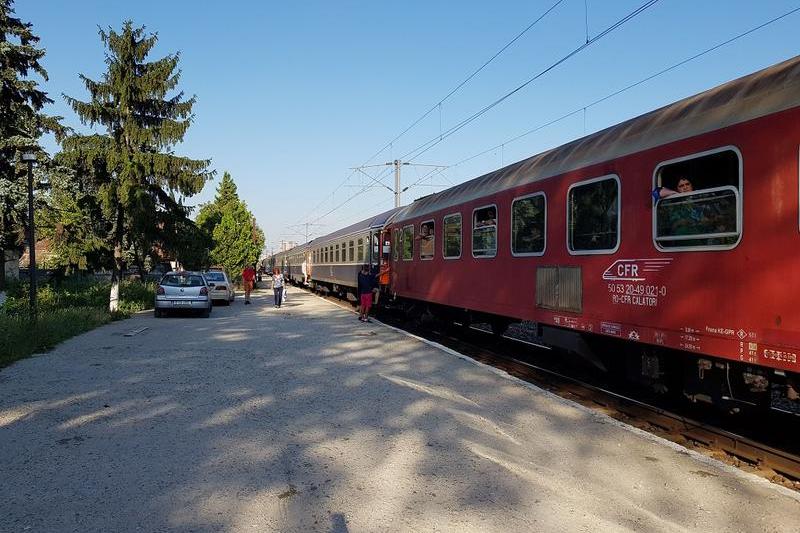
[377,229,392,288]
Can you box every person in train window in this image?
[656,177,709,236]
[419,222,434,258]
[652,176,693,200]
[475,209,496,227]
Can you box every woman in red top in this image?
[242,265,256,304]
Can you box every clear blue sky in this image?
[17,0,800,254]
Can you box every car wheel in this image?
[154,308,162,318]
[201,306,211,318]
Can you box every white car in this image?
[203,270,235,305]
[154,271,213,317]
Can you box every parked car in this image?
[203,269,235,305]
[154,271,212,318]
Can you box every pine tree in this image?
[0,0,64,288]
[61,21,212,310]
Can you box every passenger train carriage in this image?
[281,55,800,411]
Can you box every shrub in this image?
[0,307,111,367]
[0,277,156,367]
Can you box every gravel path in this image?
[1,289,798,532]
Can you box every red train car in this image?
[386,55,800,411]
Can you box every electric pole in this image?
[351,160,447,208]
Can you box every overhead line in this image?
[294,0,567,224]
[400,0,662,163]
[451,5,800,170]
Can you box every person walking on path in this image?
[242,264,256,305]
[272,268,285,308]
[357,264,375,322]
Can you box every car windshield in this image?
[161,274,205,287]
[204,272,225,281]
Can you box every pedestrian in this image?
[242,264,256,304]
[357,264,375,322]
[272,267,284,308]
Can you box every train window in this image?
[372,233,380,262]
[567,175,620,254]
[325,247,329,263]
[511,193,546,256]
[653,147,741,250]
[472,205,497,258]
[335,244,340,262]
[419,220,435,260]
[402,225,414,261]
[357,238,364,262]
[443,213,461,259]
[349,240,355,262]
[392,229,399,261]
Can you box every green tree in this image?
[61,21,213,310]
[195,171,238,236]
[0,0,64,288]
[210,201,263,281]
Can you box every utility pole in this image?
[351,160,446,208]
[288,222,325,243]
[390,159,409,207]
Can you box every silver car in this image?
[203,270,235,305]
[154,271,213,317]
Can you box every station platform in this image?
[1,288,798,532]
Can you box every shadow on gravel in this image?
[0,290,793,531]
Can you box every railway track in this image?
[304,286,800,492]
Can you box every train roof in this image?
[394,54,800,223]
[310,206,404,247]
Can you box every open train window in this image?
[349,240,355,263]
[335,244,340,263]
[443,213,462,259]
[567,175,620,255]
[392,229,399,261]
[511,193,546,256]
[472,205,497,258]
[419,220,435,260]
[653,147,741,250]
[402,225,414,261]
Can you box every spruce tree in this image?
[62,21,212,310]
[0,0,64,287]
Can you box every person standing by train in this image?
[272,267,284,308]
[357,264,375,322]
[242,264,256,305]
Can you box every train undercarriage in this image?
[393,295,800,416]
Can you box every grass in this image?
[0,277,156,368]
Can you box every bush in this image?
[0,277,156,367]
[1,277,155,317]
[0,307,111,367]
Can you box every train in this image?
[272,55,800,413]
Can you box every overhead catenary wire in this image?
[399,0,662,164]
[302,1,658,228]
[449,4,800,171]
[293,0,567,225]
